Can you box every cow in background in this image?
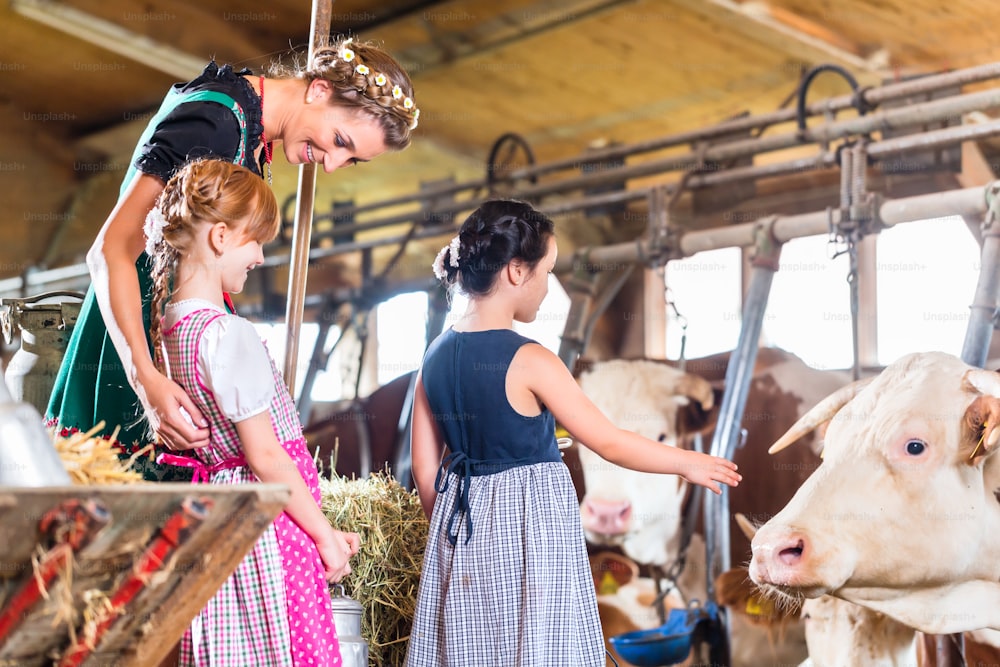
[303,371,415,478]
[568,347,853,666]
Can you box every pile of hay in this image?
[319,470,428,667]
[51,421,147,485]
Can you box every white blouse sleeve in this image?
[197,315,276,422]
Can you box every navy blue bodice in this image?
[421,328,562,543]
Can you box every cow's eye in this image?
[905,439,926,456]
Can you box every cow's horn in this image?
[734,512,757,540]
[767,377,874,454]
[675,373,715,411]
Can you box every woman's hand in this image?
[138,368,210,450]
[315,528,362,582]
[678,449,742,495]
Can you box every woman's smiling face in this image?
[283,79,388,173]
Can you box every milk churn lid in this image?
[329,584,363,613]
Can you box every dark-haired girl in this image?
[406,199,741,666]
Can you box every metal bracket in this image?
[641,186,684,269]
[749,216,781,270]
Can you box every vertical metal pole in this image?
[558,263,599,371]
[961,200,1000,369]
[703,224,781,666]
[283,0,333,392]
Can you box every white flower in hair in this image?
[355,64,370,75]
[339,38,355,62]
[403,97,414,110]
[431,235,461,281]
[410,107,420,130]
[392,85,403,100]
[143,207,168,257]
[374,73,387,86]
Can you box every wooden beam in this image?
[672,0,888,77]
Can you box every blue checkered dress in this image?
[406,329,604,666]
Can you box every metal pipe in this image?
[552,183,995,272]
[283,0,331,390]
[310,61,1000,218]
[704,232,781,665]
[312,91,1000,243]
[961,222,1000,369]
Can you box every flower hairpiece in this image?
[391,85,403,100]
[143,207,168,256]
[355,64,370,76]
[431,235,461,281]
[374,73,387,87]
[339,38,355,62]
[410,108,420,130]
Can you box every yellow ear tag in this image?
[746,594,774,618]
[599,571,619,595]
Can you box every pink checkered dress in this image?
[162,305,341,667]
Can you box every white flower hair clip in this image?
[339,38,355,62]
[143,207,168,256]
[355,64,370,76]
[410,108,420,130]
[431,235,461,281]
[374,73,387,87]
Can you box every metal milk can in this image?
[330,584,369,667]
[0,291,84,415]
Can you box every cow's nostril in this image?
[778,539,804,566]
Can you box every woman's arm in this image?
[237,411,360,581]
[513,344,741,494]
[88,173,209,449]
[410,373,444,519]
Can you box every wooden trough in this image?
[0,483,289,667]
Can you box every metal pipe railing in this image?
[311,61,1000,220]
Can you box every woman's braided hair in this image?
[146,159,279,373]
[273,36,418,150]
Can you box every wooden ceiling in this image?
[2,0,1000,309]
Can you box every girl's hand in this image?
[679,450,741,495]
[316,528,362,583]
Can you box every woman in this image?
[46,37,418,480]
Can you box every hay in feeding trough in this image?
[51,421,148,485]
[319,470,428,667]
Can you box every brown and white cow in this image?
[574,348,851,574]
[749,351,1000,634]
[571,348,852,666]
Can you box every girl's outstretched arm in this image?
[90,172,209,450]
[511,344,741,495]
[410,373,445,519]
[237,412,361,581]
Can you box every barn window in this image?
[665,216,982,371]
[664,247,744,360]
[444,274,570,354]
[762,234,855,369]
[376,291,428,385]
[874,215,979,366]
[252,323,344,400]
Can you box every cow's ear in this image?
[960,394,1000,466]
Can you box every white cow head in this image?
[750,351,1000,633]
[577,359,714,565]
